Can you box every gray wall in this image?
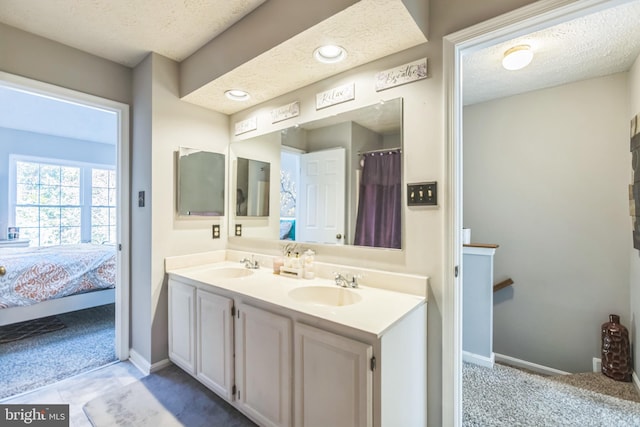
[131,54,153,363]
[0,23,131,105]
[133,53,229,366]
[464,73,631,373]
[629,55,640,379]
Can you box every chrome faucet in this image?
[333,272,359,288]
[240,255,260,269]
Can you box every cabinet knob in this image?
[0,266,6,276]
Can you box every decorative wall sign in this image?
[375,58,428,92]
[234,116,258,136]
[630,113,640,249]
[315,83,355,110]
[271,101,300,123]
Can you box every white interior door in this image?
[297,148,346,244]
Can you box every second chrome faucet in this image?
[240,255,260,269]
[333,272,360,288]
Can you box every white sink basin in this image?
[288,286,362,307]
[209,267,254,279]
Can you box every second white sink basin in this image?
[209,267,254,279]
[288,286,362,307]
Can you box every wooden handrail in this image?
[493,278,514,292]
[463,243,499,248]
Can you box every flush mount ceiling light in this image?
[502,45,533,71]
[224,89,250,101]
[313,45,347,64]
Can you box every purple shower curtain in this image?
[354,151,401,249]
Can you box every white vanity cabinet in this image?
[169,278,292,427]
[168,277,236,399]
[196,288,234,400]
[167,272,427,427]
[294,323,373,427]
[168,279,196,373]
[236,303,292,427]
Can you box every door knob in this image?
[336,234,342,240]
[0,266,6,276]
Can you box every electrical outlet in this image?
[407,182,437,206]
[592,357,601,372]
[212,224,220,239]
[235,224,242,237]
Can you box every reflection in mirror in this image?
[236,157,270,216]
[230,97,403,249]
[177,147,225,216]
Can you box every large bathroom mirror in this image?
[177,147,225,216]
[229,97,403,249]
[236,157,271,216]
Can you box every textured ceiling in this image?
[2,0,638,116]
[0,0,266,67]
[463,0,640,106]
[0,0,426,114]
[182,0,427,114]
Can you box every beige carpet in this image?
[550,372,640,403]
[464,363,640,426]
[497,362,640,403]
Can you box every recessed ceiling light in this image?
[313,45,347,64]
[502,45,533,71]
[225,89,250,101]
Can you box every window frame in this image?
[8,154,116,246]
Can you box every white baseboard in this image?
[633,371,640,393]
[463,351,495,368]
[128,348,151,375]
[128,349,171,375]
[150,358,172,373]
[494,353,570,376]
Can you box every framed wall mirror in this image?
[177,147,225,216]
[229,97,403,249]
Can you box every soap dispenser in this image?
[303,249,315,279]
[291,252,301,269]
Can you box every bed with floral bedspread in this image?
[0,243,116,310]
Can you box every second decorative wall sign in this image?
[234,116,258,136]
[316,83,355,110]
[375,58,428,91]
[271,101,300,124]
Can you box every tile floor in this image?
[0,361,145,427]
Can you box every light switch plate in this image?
[407,182,437,206]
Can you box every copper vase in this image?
[601,314,632,382]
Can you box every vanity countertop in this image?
[167,260,426,338]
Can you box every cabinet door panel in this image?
[168,279,196,374]
[197,289,234,400]
[295,323,373,427]
[236,303,292,427]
